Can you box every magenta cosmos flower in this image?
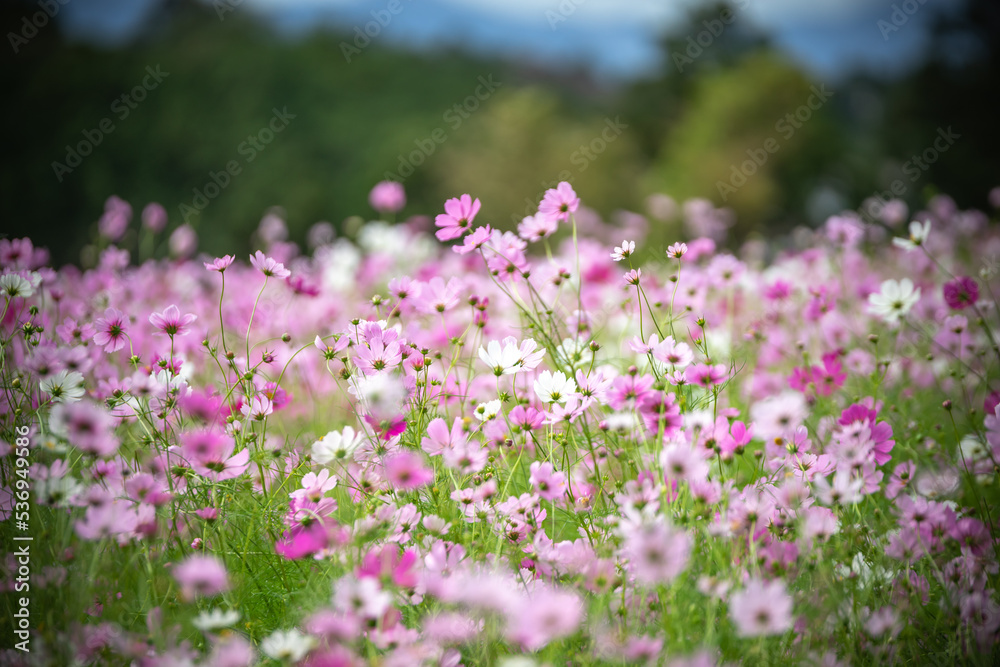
[369,180,406,213]
[434,194,481,241]
[92,307,130,353]
[149,304,197,336]
[538,181,580,222]
[942,276,979,310]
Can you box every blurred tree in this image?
[642,52,843,240]
[426,87,644,230]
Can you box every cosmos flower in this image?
[173,554,230,601]
[538,181,580,222]
[250,250,290,279]
[435,194,481,241]
[149,304,197,337]
[942,276,979,310]
[892,219,931,251]
[369,180,406,213]
[867,278,920,323]
[729,579,793,637]
[92,307,130,353]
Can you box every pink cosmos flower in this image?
[442,439,488,475]
[415,276,463,314]
[637,391,683,439]
[250,250,290,279]
[358,544,419,588]
[685,363,728,387]
[729,579,793,637]
[369,180,406,213]
[92,307,130,353]
[354,331,402,375]
[363,412,407,441]
[173,554,230,600]
[435,194,481,241]
[622,519,692,585]
[517,213,558,242]
[276,520,332,560]
[651,336,694,369]
[149,304,197,337]
[538,182,580,222]
[453,225,493,255]
[942,276,979,310]
[142,202,167,232]
[420,417,467,456]
[49,401,119,458]
[184,431,251,482]
[838,402,894,465]
[384,450,434,491]
[204,255,234,272]
[667,242,688,259]
[719,420,753,458]
[241,395,273,421]
[98,195,131,241]
[529,461,568,501]
[505,587,583,651]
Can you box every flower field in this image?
[1,182,999,666]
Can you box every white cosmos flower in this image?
[0,273,34,299]
[312,426,364,464]
[40,370,85,403]
[478,337,523,376]
[192,608,241,632]
[556,338,593,370]
[475,399,502,421]
[867,278,920,323]
[533,370,576,404]
[611,239,635,262]
[260,629,315,662]
[892,219,931,251]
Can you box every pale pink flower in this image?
[173,554,230,600]
[369,180,406,213]
[729,579,793,637]
[250,250,290,279]
[505,587,583,650]
[538,182,579,222]
[204,255,234,272]
[667,242,688,259]
[149,304,197,337]
[518,213,558,242]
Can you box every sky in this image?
[56,0,958,81]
